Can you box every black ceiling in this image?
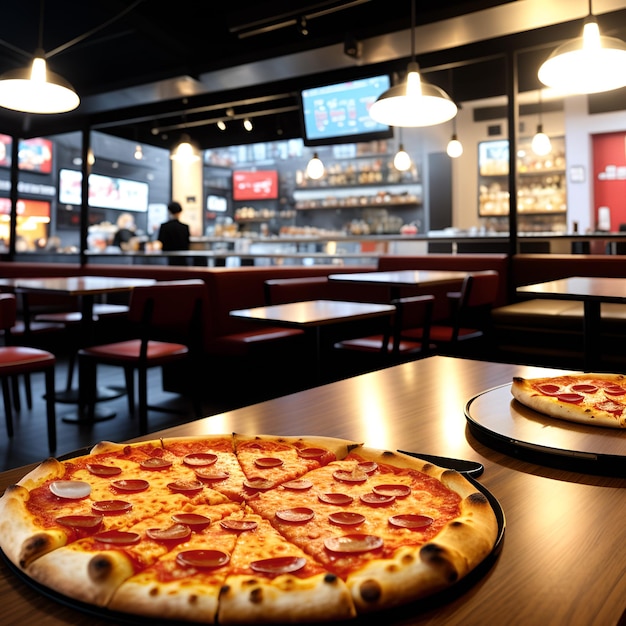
[0,0,624,151]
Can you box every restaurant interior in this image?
[4,2,626,625]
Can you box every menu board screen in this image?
[300,75,393,146]
[232,170,278,201]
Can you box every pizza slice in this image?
[218,511,356,623]
[511,372,626,428]
[233,433,358,492]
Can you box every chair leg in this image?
[23,373,33,409]
[11,375,21,411]
[124,366,135,416]
[2,376,13,437]
[78,355,97,421]
[65,352,76,392]
[137,366,148,435]
[44,366,57,452]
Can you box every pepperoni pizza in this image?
[511,373,626,428]
[0,433,498,623]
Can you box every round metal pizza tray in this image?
[465,383,626,476]
[0,478,505,625]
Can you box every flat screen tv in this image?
[232,170,278,201]
[299,74,393,146]
[58,169,149,212]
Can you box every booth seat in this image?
[491,254,626,368]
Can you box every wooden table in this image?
[7,276,155,421]
[230,299,396,378]
[328,269,468,300]
[3,355,626,625]
[517,275,626,370]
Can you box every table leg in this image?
[583,300,601,371]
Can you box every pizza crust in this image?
[511,373,626,428]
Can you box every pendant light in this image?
[446,114,463,158]
[170,133,200,163]
[306,153,324,180]
[538,0,626,94]
[393,130,411,171]
[369,0,456,127]
[0,0,80,114]
[531,90,552,157]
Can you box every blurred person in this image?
[157,201,190,265]
[112,212,136,249]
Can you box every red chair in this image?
[333,294,435,362]
[405,271,500,351]
[0,293,57,452]
[78,280,207,435]
[35,302,129,391]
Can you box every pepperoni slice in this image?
[389,514,434,529]
[373,484,412,498]
[537,383,561,395]
[167,479,204,494]
[324,534,383,554]
[86,463,122,477]
[111,479,149,493]
[359,461,378,474]
[55,514,103,529]
[297,447,327,460]
[176,550,230,569]
[571,384,598,394]
[556,393,584,404]
[139,457,172,470]
[605,385,626,396]
[282,479,313,491]
[195,468,230,482]
[220,519,258,532]
[243,477,275,490]
[332,469,368,483]
[91,500,132,515]
[171,513,211,530]
[251,556,306,574]
[183,453,218,466]
[276,507,315,523]
[360,492,396,506]
[318,492,354,505]
[254,457,284,468]
[147,524,192,542]
[94,530,140,545]
[49,481,91,499]
[328,511,365,526]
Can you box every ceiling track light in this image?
[243,118,253,131]
[538,0,626,94]
[217,120,227,131]
[369,0,457,127]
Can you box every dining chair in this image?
[264,276,331,305]
[35,302,130,391]
[77,279,207,435]
[405,271,500,352]
[0,293,57,452]
[333,294,435,363]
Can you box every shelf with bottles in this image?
[478,136,566,217]
[234,206,296,222]
[294,189,421,211]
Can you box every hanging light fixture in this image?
[306,153,324,180]
[538,0,626,94]
[170,133,200,163]
[243,118,253,131]
[446,114,463,158]
[134,144,143,160]
[217,120,227,131]
[531,90,552,157]
[393,130,411,171]
[0,0,81,113]
[369,0,456,127]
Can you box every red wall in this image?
[593,131,626,231]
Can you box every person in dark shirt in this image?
[157,201,190,265]
[112,212,136,249]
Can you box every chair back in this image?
[0,293,17,332]
[264,276,330,305]
[392,295,434,353]
[464,271,500,308]
[128,279,208,344]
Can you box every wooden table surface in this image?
[3,355,626,625]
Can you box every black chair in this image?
[333,294,435,363]
[78,280,207,435]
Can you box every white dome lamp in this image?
[369,0,457,127]
[538,0,626,94]
[306,153,325,180]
